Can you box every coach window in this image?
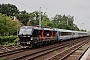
[61,32,72,36]
[73,33,75,35]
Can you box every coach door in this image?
[57,31,60,41]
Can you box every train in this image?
[18,26,88,48]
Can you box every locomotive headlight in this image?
[17,41,20,44]
[31,37,33,40]
[27,41,30,44]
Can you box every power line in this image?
[13,0,48,14]
[13,0,37,10]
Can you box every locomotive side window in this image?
[33,30,39,37]
[32,29,42,40]
[44,30,52,37]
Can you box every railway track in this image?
[13,43,70,60]
[0,39,73,59]
[0,40,72,59]
[13,37,87,60]
[0,37,89,60]
[62,38,90,60]
[0,46,22,53]
[46,39,89,60]
[0,48,27,57]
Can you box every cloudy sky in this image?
[0,0,90,31]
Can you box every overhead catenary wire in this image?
[13,0,49,16]
[13,0,42,27]
[13,0,37,11]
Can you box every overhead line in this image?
[13,0,37,10]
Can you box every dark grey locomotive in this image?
[18,26,58,47]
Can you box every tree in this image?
[52,14,78,30]
[16,11,40,26]
[0,3,19,17]
[80,29,87,32]
[0,13,17,36]
[28,11,39,26]
[16,10,29,25]
[73,24,79,31]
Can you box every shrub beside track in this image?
[0,36,18,45]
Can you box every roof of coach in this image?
[56,28,73,32]
[78,31,87,33]
[72,30,87,34]
[59,29,71,32]
[53,28,87,33]
[71,31,79,33]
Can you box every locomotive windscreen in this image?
[19,29,32,35]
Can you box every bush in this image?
[0,36,18,45]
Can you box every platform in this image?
[86,48,90,60]
[80,47,90,60]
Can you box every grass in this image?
[0,58,7,60]
[53,50,58,54]
[78,48,83,50]
[64,47,68,50]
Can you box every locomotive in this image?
[18,26,88,48]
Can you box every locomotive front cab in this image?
[18,26,33,46]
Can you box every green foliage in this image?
[52,14,79,30]
[79,48,83,50]
[0,13,17,36]
[16,11,39,26]
[47,21,54,28]
[16,10,30,25]
[41,15,50,26]
[27,11,39,26]
[0,3,19,17]
[53,50,58,54]
[80,29,87,32]
[0,36,18,45]
[0,57,7,60]
[73,24,80,31]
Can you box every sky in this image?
[0,0,90,31]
